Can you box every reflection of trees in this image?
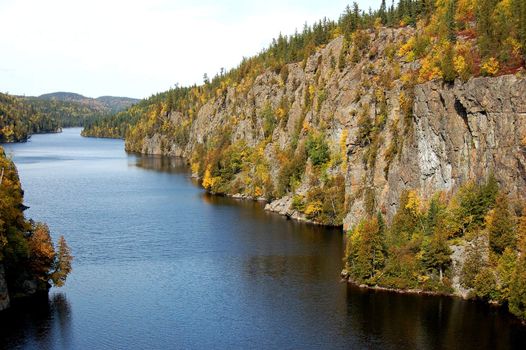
[344,285,526,348]
[0,292,72,349]
[133,155,188,175]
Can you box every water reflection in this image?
[0,293,72,349]
[132,154,189,175]
[345,284,526,349]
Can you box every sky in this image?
[0,0,382,99]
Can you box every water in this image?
[1,128,525,349]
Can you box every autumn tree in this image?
[28,223,56,283]
[51,236,73,287]
[487,193,516,255]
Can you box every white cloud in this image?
[0,0,380,98]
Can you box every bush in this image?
[306,133,330,166]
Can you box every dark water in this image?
[1,128,525,349]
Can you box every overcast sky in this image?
[0,0,381,99]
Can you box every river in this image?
[1,128,525,349]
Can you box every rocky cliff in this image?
[125,27,526,230]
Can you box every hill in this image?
[0,92,60,142]
[37,92,139,114]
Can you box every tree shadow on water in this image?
[0,292,72,350]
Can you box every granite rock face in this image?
[128,27,526,229]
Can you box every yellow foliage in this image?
[400,72,414,86]
[276,107,286,119]
[340,129,348,170]
[308,85,315,101]
[506,37,523,57]
[398,37,416,61]
[374,17,382,31]
[254,186,263,197]
[453,55,468,77]
[481,57,499,76]
[331,26,342,39]
[302,118,311,132]
[305,201,323,216]
[405,190,421,215]
[418,55,442,83]
[202,167,218,190]
[191,162,199,175]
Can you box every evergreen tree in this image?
[445,0,457,42]
[422,230,452,282]
[379,0,388,24]
[477,0,499,57]
[488,193,516,255]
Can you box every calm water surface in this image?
[1,128,525,349]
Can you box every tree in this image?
[460,236,487,289]
[422,229,452,282]
[474,267,498,300]
[487,193,516,255]
[379,0,388,24]
[496,247,517,302]
[476,0,499,57]
[28,223,56,282]
[445,0,457,42]
[347,216,385,283]
[51,236,73,287]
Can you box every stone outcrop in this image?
[127,27,526,230]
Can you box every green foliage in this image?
[345,177,526,318]
[346,215,386,283]
[488,193,516,254]
[451,175,499,237]
[460,238,486,289]
[510,259,526,320]
[473,267,498,300]
[306,133,330,166]
[303,175,346,226]
[261,103,277,138]
[276,143,307,196]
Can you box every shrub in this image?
[306,133,330,166]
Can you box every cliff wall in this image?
[126,27,526,229]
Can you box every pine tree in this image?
[379,0,388,24]
[477,0,499,57]
[422,230,452,282]
[488,193,516,255]
[445,0,457,42]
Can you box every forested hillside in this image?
[80,0,526,320]
[0,93,60,142]
[0,147,72,311]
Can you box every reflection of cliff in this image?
[0,293,72,349]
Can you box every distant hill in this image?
[38,92,140,114]
[96,96,140,113]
